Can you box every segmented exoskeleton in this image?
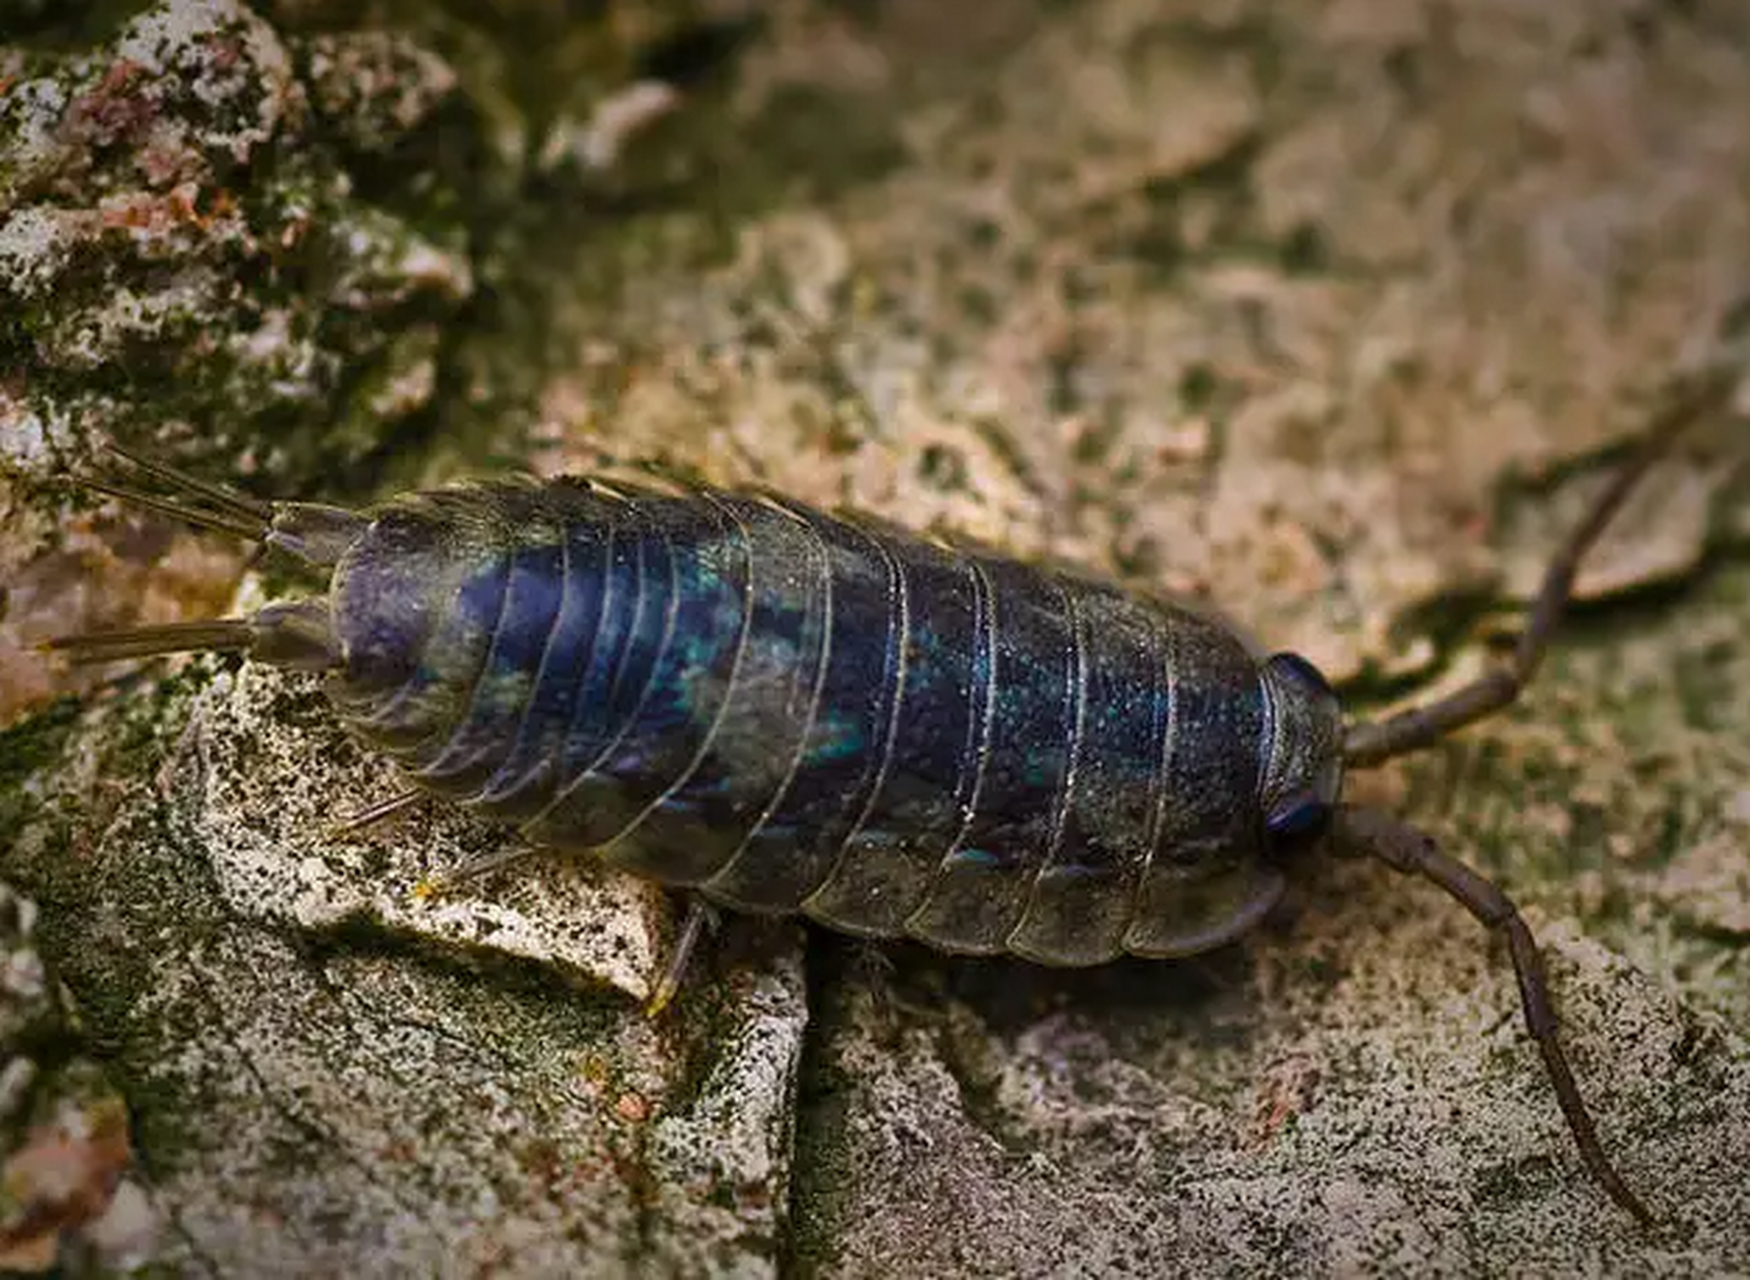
[49,367,1736,1225]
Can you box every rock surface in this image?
[2,0,1749,1275]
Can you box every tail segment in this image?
[46,445,354,671]
[81,444,274,541]
[42,621,256,664]
[72,444,369,568]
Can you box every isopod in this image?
[49,366,1737,1225]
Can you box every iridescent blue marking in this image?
[584,506,747,786]
[906,556,1071,952]
[589,514,677,763]
[525,498,747,852]
[547,504,654,786]
[947,846,1006,871]
[413,537,564,793]
[700,508,901,911]
[609,498,832,883]
[357,542,512,760]
[472,508,616,817]
[803,534,986,934]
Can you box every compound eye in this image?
[1267,791,1332,841]
[1266,650,1334,698]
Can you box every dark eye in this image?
[1267,792,1331,840]
[1266,650,1333,697]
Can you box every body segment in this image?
[317,479,1340,964]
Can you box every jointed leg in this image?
[408,847,719,1021]
[1337,805,1653,1225]
[645,897,721,1017]
[406,837,720,1017]
[412,840,547,899]
[1345,369,1734,768]
[326,786,426,838]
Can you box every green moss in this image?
[0,0,149,49]
[0,694,79,805]
[781,1048,856,1272]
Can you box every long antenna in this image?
[43,621,255,664]
[67,445,274,541]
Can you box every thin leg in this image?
[415,855,721,1017]
[326,787,427,839]
[1345,368,1734,768]
[411,841,545,902]
[1336,805,1654,1225]
[645,898,720,1018]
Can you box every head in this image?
[1257,650,1345,852]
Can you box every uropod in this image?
[50,368,1738,1225]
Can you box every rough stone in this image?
[3,0,1748,1275]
